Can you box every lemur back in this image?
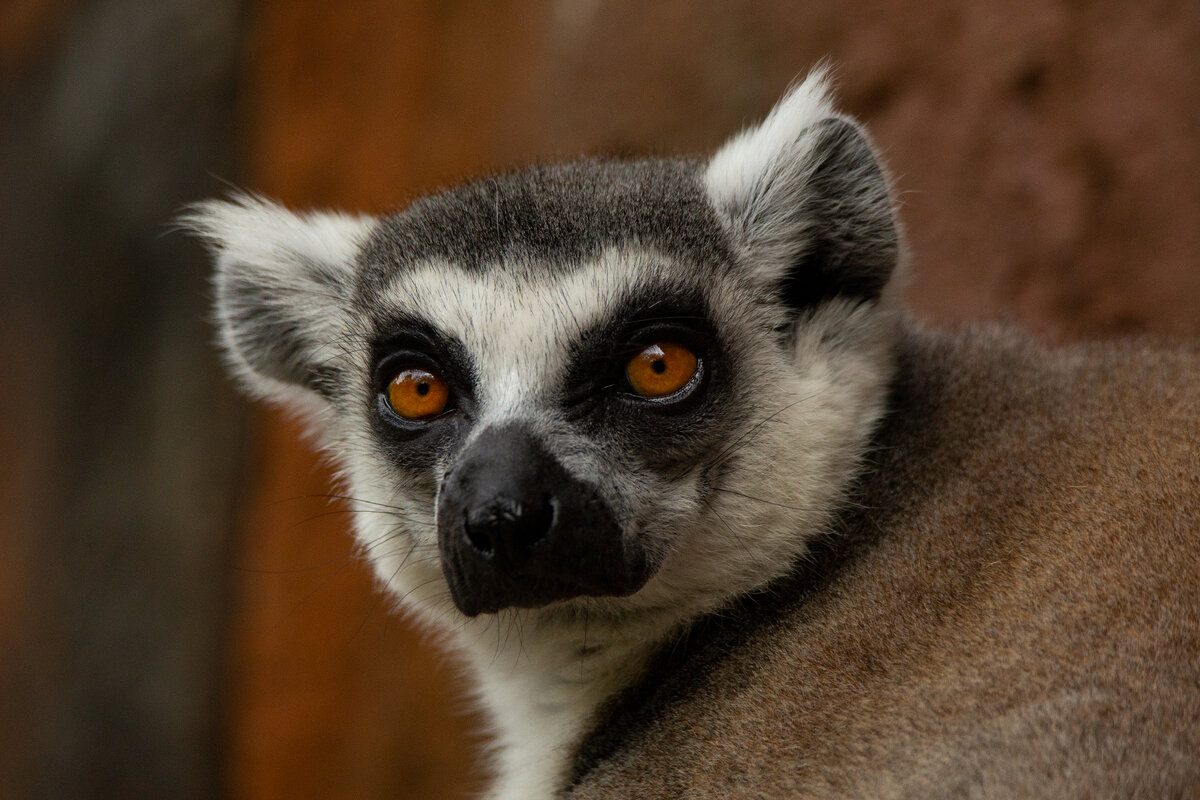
[189,70,1200,799]
[570,325,1200,797]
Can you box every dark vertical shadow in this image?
[0,1,248,797]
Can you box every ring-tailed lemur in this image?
[188,70,1200,798]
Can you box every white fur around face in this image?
[706,68,835,216]
[704,68,845,289]
[349,249,889,616]
[185,194,376,418]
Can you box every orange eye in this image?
[386,368,450,420]
[626,342,699,399]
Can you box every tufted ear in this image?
[183,194,376,410]
[705,70,900,313]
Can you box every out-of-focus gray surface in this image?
[0,1,247,796]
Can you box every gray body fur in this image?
[189,71,1200,798]
[571,325,1200,797]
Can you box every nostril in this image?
[463,507,499,557]
[463,497,555,560]
[514,496,554,549]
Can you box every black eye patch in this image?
[561,287,714,403]
[556,287,746,471]
[368,314,475,395]
[367,312,477,465]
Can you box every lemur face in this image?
[350,161,767,617]
[359,203,763,614]
[192,73,902,624]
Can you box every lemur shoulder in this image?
[188,70,1200,799]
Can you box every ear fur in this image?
[705,69,900,312]
[182,194,376,409]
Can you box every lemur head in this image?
[190,72,901,628]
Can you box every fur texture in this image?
[189,70,1199,798]
[569,326,1200,797]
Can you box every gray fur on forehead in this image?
[356,158,734,290]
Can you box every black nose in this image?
[463,496,554,560]
[436,423,655,617]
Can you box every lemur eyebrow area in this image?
[626,342,698,398]
[387,368,450,419]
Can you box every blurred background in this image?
[2,1,1198,798]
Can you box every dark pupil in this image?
[651,359,667,374]
[416,381,430,396]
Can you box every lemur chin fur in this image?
[187,68,1200,799]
